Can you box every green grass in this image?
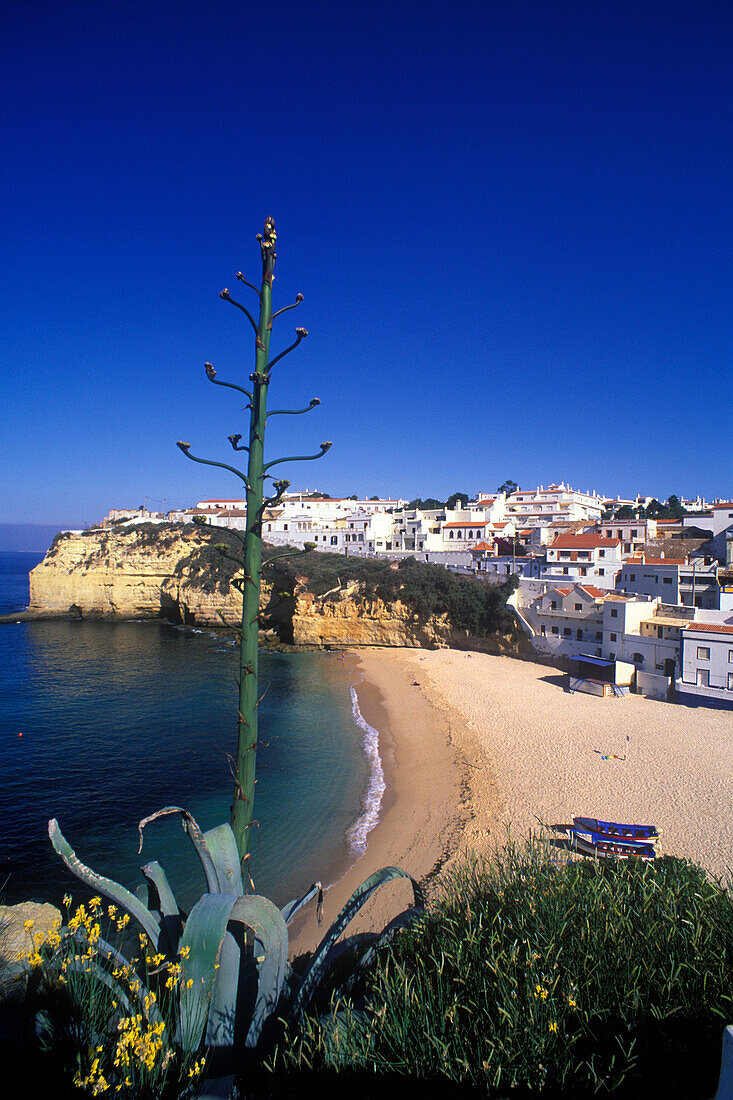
[273,839,733,1098]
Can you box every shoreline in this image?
[289,648,474,956]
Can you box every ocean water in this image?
[0,552,380,912]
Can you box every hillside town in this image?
[100,482,733,709]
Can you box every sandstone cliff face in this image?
[29,527,243,623]
[27,525,522,653]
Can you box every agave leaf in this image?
[48,820,161,946]
[178,893,239,1051]
[336,902,425,998]
[281,881,323,927]
[231,895,289,1048]
[288,866,423,1022]
[137,807,220,894]
[142,861,184,954]
[203,823,244,896]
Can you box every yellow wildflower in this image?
[107,904,117,918]
[89,896,102,911]
[549,1021,558,1033]
[178,945,190,959]
[567,995,577,1009]
[24,919,34,932]
[117,914,130,930]
[63,893,72,907]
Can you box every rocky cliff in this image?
[24,524,522,653]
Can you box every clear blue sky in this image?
[2,0,731,544]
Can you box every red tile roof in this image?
[470,541,494,553]
[578,585,607,599]
[685,622,733,634]
[713,502,733,509]
[443,521,488,528]
[551,534,620,549]
[555,587,572,596]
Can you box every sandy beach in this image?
[292,646,732,955]
[289,648,469,955]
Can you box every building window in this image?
[631,529,638,538]
[596,631,602,640]
[729,650,733,663]
[610,632,617,642]
[629,573,635,581]
[580,567,587,576]
[575,603,582,611]
[577,629,582,640]
[728,672,733,690]
[551,600,557,609]
[610,609,618,618]
[663,577,673,585]
[599,550,605,558]
[632,653,644,666]
[696,669,710,687]
[551,626,559,635]
[697,647,710,660]
[562,567,569,575]
[563,628,571,636]
[598,568,605,576]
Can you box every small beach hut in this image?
[568,654,634,697]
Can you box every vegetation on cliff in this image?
[170,529,519,638]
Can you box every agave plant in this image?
[39,221,425,1094]
[47,808,424,1090]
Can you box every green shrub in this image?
[268,550,518,637]
[278,840,733,1097]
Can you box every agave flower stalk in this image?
[178,217,331,862]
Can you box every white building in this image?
[593,518,657,556]
[711,501,733,560]
[541,533,623,588]
[677,619,733,707]
[503,484,605,529]
[617,555,719,609]
[529,583,608,656]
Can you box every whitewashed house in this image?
[677,618,733,707]
[541,534,623,588]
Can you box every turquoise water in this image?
[0,553,373,912]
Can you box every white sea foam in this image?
[346,680,386,857]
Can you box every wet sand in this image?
[289,648,471,955]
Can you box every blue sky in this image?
[2,0,731,544]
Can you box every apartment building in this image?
[594,518,656,556]
[503,484,605,529]
[617,555,719,608]
[541,534,623,588]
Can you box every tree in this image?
[497,479,518,495]
[178,217,331,859]
[614,505,636,519]
[446,491,470,510]
[667,495,686,519]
